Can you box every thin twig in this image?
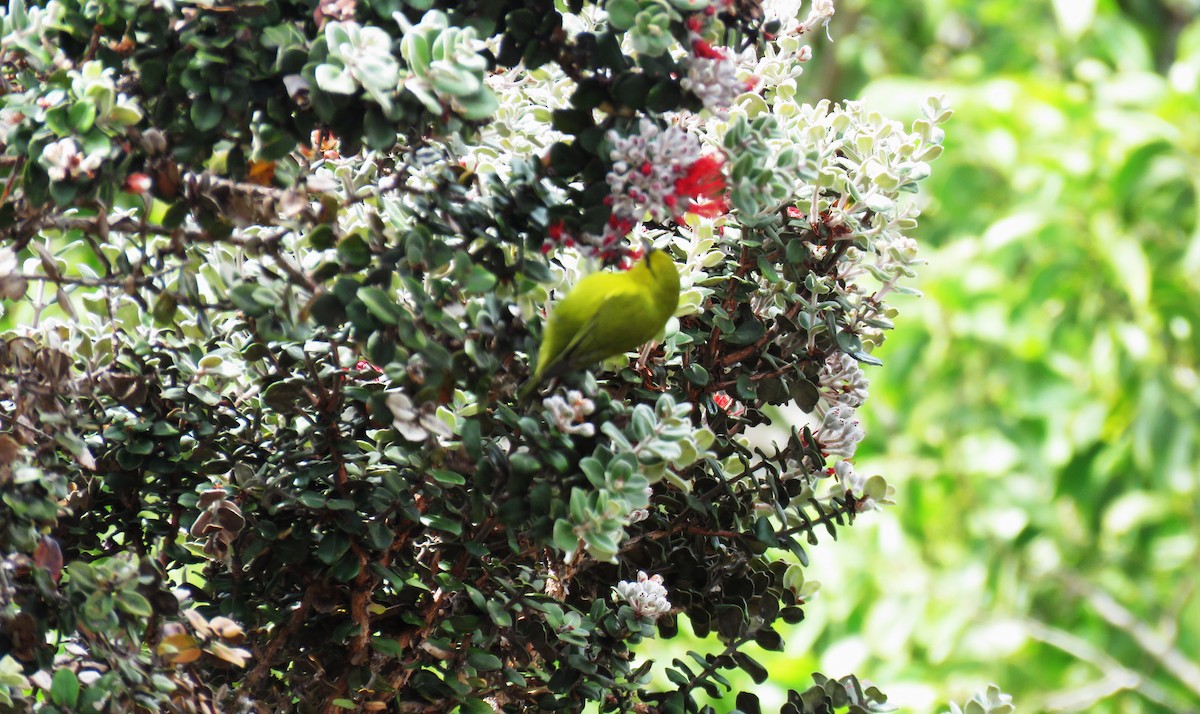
[1024,617,1183,711]
[1064,576,1200,700]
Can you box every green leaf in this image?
[612,72,652,109]
[329,552,361,581]
[357,286,402,325]
[69,101,97,133]
[458,699,493,714]
[297,492,326,509]
[310,292,347,326]
[55,430,96,470]
[126,438,155,455]
[337,234,372,269]
[606,0,639,30]
[371,636,405,657]
[186,383,223,406]
[254,123,296,161]
[570,79,607,111]
[317,532,351,564]
[152,292,177,324]
[314,63,357,94]
[190,96,223,132]
[485,599,512,628]
[683,363,709,386]
[262,379,308,411]
[466,649,503,671]
[229,283,270,317]
[757,255,781,283]
[462,264,497,293]
[646,78,682,113]
[366,521,395,550]
[422,514,463,536]
[504,9,537,40]
[80,596,119,634]
[364,108,397,149]
[309,224,335,249]
[50,668,80,708]
[116,590,154,618]
[431,469,466,485]
[44,106,70,136]
[48,178,79,205]
[727,317,765,346]
[551,108,594,134]
[431,68,482,98]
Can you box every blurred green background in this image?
[732,0,1200,711]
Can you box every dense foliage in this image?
[0,0,976,712]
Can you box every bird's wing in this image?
[552,286,652,372]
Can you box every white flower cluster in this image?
[606,119,704,224]
[40,138,103,182]
[818,352,869,409]
[615,571,671,621]
[814,403,864,458]
[0,106,22,146]
[14,59,143,180]
[682,51,745,113]
[542,390,596,437]
[386,392,452,443]
[831,459,865,496]
[798,0,836,37]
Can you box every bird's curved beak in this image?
[642,237,654,256]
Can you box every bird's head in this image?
[636,240,681,306]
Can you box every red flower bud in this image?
[124,172,153,194]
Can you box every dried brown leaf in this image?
[207,641,251,668]
[159,632,203,664]
[33,536,63,583]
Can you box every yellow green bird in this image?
[519,247,681,400]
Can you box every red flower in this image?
[691,39,725,60]
[674,154,728,218]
